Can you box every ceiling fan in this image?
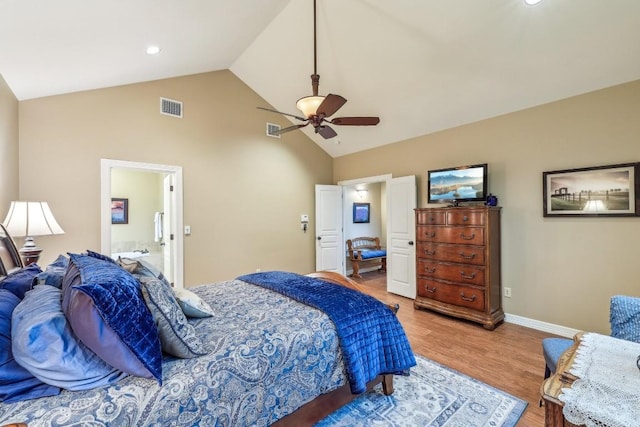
[257,0,380,139]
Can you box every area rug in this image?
[315,354,527,427]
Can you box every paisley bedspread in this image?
[0,279,346,426]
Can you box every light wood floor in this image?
[353,270,557,427]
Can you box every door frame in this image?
[100,159,184,288]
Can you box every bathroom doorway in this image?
[100,159,184,288]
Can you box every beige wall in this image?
[18,70,333,285]
[0,74,19,215]
[334,79,640,334]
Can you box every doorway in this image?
[316,174,416,299]
[100,159,184,288]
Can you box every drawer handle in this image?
[424,286,436,293]
[424,266,436,274]
[424,249,436,256]
[459,252,475,260]
[460,292,476,302]
[460,271,476,279]
[429,216,436,222]
[460,233,475,240]
[463,215,469,221]
[424,231,436,238]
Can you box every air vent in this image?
[266,123,281,138]
[160,97,183,118]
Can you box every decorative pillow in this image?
[34,254,69,289]
[0,264,42,300]
[86,249,117,264]
[139,277,207,358]
[62,254,163,382]
[0,289,60,403]
[173,288,215,318]
[118,257,171,288]
[610,295,640,343]
[11,285,128,390]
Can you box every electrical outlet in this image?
[504,287,512,298]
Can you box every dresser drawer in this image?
[417,260,485,286]
[416,210,445,225]
[416,226,485,245]
[416,242,485,266]
[417,278,485,312]
[446,210,485,226]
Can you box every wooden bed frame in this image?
[0,226,394,426]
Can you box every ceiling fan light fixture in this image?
[296,95,325,118]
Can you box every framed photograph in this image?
[111,198,129,224]
[353,202,370,223]
[543,163,640,217]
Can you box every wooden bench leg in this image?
[350,260,361,278]
[379,257,387,273]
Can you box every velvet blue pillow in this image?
[63,254,162,383]
[86,249,117,264]
[12,285,128,390]
[139,277,207,358]
[0,289,60,403]
[610,295,640,343]
[34,254,69,289]
[0,264,42,300]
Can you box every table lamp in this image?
[2,201,65,266]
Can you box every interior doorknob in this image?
[408,241,414,246]
[317,236,322,240]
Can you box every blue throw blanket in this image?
[237,271,416,394]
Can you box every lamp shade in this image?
[296,95,325,118]
[2,201,65,237]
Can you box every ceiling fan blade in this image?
[317,94,347,117]
[278,123,309,135]
[330,117,380,126]
[316,124,338,139]
[256,106,307,122]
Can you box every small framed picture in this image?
[353,202,370,223]
[542,163,640,217]
[111,198,129,224]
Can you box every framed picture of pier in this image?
[111,198,129,224]
[542,163,640,217]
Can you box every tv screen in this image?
[427,163,488,204]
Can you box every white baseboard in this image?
[505,313,580,338]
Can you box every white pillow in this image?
[173,288,214,318]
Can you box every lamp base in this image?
[19,237,42,266]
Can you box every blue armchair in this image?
[542,295,640,380]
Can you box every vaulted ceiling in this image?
[2,0,639,157]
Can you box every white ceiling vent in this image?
[266,123,281,138]
[160,97,183,118]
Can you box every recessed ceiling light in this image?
[524,0,543,5]
[146,46,161,55]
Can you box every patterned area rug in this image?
[315,354,527,427]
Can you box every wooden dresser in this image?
[413,206,504,330]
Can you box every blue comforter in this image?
[237,271,416,394]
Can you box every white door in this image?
[387,175,417,298]
[315,185,344,273]
[162,174,174,285]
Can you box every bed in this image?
[0,224,416,426]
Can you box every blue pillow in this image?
[610,295,640,343]
[86,250,117,264]
[0,289,60,403]
[12,285,128,390]
[139,277,207,358]
[0,264,42,300]
[34,254,69,289]
[63,254,162,383]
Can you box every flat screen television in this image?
[427,163,488,204]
